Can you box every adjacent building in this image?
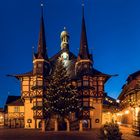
[4,96,24,128]
[0,108,4,127]
[118,70,140,135]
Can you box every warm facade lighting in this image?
[135,107,139,115]
[124,110,129,114]
[117,113,122,116]
[116,100,120,103]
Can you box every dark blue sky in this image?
[0,0,140,107]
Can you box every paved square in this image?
[0,128,103,140]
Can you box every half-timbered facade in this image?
[118,71,140,135]
[12,6,112,130]
[4,96,24,128]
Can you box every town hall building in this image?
[8,5,119,130]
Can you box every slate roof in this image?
[7,98,24,106]
[126,70,140,82]
[4,95,23,112]
[8,71,33,79]
[5,96,21,105]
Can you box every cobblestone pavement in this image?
[120,126,140,140]
[0,128,104,140]
[1,127,140,140]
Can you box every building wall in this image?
[7,105,24,128]
[8,106,24,114]
[24,99,35,128]
[21,74,45,129]
[116,107,133,127]
[20,74,109,130]
[118,72,140,130]
[102,112,118,125]
[91,99,102,128]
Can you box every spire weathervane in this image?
[41,3,44,16]
[64,26,66,30]
[82,0,84,7]
[82,0,85,16]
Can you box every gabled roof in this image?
[7,71,33,79]
[7,98,24,106]
[50,49,77,63]
[103,95,119,107]
[92,69,112,83]
[4,96,23,112]
[118,70,140,100]
[49,50,77,79]
[126,70,140,82]
[77,68,111,83]
[5,95,21,105]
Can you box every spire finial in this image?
[36,2,48,60]
[82,0,85,17]
[64,26,66,30]
[77,0,91,60]
[41,3,43,7]
[82,0,84,7]
[40,3,44,17]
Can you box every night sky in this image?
[0,0,140,107]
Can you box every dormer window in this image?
[38,64,42,68]
[84,64,88,68]
[83,80,88,86]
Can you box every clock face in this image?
[61,52,69,60]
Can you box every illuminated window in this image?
[37,81,43,86]
[84,64,88,68]
[33,101,42,106]
[93,81,96,86]
[37,101,42,106]
[83,101,89,107]
[83,81,88,86]
[98,81,103,85]
[98,86,103,91]
[72,81,76,86]
[90,81,93,86]
[78,81,81,86]
[14,106,20,112]
[38,64,42,68]
[83,76,88,80]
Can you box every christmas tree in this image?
[44,59,80,119]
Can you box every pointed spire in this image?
[78,2,90,60]
[37,4,48,60]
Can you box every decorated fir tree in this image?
[45,60,80,119]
